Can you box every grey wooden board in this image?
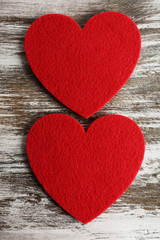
[0,0,160,239]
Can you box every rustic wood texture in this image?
[0,0,160,239]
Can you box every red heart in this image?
[25,12,141,118]
[26,114,145,223]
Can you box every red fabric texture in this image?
[26,114,145,223]
[25,12,141,118]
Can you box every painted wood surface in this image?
[0,0,160,239]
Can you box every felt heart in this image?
[25,12,141,118]
[26,114,145,223]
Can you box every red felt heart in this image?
[26,114,145,223]
[25,12,141,118]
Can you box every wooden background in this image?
[0,0,160,239]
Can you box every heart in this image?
[26,114,145,223]
[25,12,141,118]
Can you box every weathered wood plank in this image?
[0,0,160,239]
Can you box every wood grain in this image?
[0,0,160,239]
